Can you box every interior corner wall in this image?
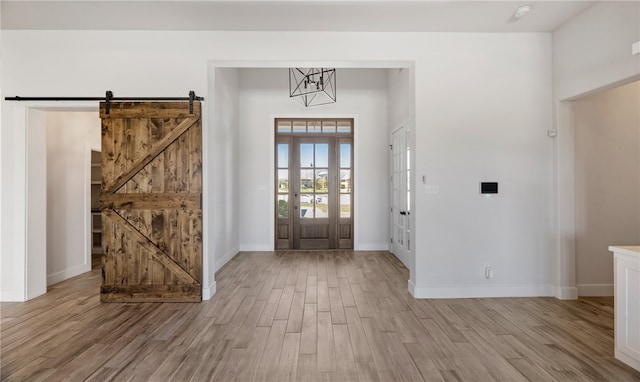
[553,1,640,101]
[46,111,101,286]
[26,108,47,299]
[237,68,389,251]
[387,67,414,276]
[1,105,27,301]
[574,81,640,296]
[552,1,640,298]
[387,68,412,130]
[211,67,240,275]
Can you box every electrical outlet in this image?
[484,264,493,279]
[425,185,439,194]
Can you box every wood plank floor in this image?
[2,251,639,381]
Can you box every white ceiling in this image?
[1,0,598,32]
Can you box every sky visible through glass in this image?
[340,144,351,168]
[278,144,288,168]
[300,144,329,168]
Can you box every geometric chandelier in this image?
[289,68,337,107]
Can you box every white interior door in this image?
[390,125,410,266]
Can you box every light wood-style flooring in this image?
[2,251,639,381]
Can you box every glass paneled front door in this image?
[275,119,353,250]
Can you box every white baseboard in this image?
[215,247,239,272]
[354,243,389,251]
[237,243,390,252]
[616,349,640,372]
[202,279,217,301]
[239,244,272,252]
[577,283,614,297]
[411,284,552,299]
[0,290,24,302]
[555,286,579,300]
[408,279,417,297]
[47,263,91,286]
[203,247,239,301]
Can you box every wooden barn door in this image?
[99,101,202,302]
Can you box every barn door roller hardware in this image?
[4,90,204,115]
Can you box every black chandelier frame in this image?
[289,68,337,107]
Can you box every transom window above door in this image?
[277,119,352,135]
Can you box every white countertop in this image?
[609,246,640,258]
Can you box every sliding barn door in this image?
[100,101,202,302]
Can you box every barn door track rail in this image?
[4,90,204,114]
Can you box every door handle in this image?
[399,210,406,215]
[294,205,298,210]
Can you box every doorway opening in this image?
[44,109,101,290]
[90,150,102,269]
[275,118,354,250]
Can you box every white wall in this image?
[2,105,28,301]
[553,1,640,299]
[2,30,554,300]
[211,67,240,279]
[413,34,553,298]
[238,68,389,251]
[387,68,412,130]
[574,81,640,296]
[46,111,101,286]
[553,1,640,101]
[26,109,48,299]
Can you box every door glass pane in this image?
[308,121,321,133]
[406,170,410,191]
[337,121,351,133]
[407,147,411,212]
[300,169,313,192]
[300,144,313,167]
[315,194,329,218]
[277,195,289,218]
[293,121,306,133]
[315,169,329,193]
[278,144,288,168]
[340,170,351,193]
[340,144,351,168]
[277,120,292,133]
[278,169,289,192]
[322,121,336,133]
[315,144,328,167]
[300,194,314,218]
[340,194,351,218]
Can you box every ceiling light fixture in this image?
[513,5,532,19]
[289,68,336,107]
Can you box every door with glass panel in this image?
[391,125,410,264]
[275,119,353,250]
